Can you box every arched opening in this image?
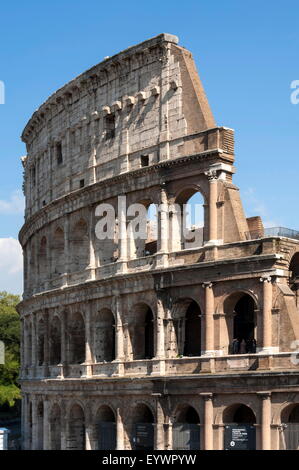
[222,293,257,355]
[37,319,45,366]
[36,402,44,450]
[289,253,299,306]
[96,406,116,450]
[38,237,47,280]
[171,299,201,357]
[145,203,158,256]
[223,404,256,450]
[171,189,205,252]
[52,227,65,276]
[173,406,200,450]
[128,200,158,259]
[68,312,85,364]
[233,296,256,354]
[131,404,154,450]
[95,309,115,362]
[69,219,89,272]
[67,404,85,450]
[184,301,201,356]
[50,403,61,450]
[281,404,299,450]
[131,304,154,360]
[49,316,61,365]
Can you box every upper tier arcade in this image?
[21,33,234,220]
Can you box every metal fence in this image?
[245,227,299,241]
[280,423,299,450]
[173,423,200,450]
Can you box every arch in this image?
[131,403,155,450]
[50,403,61,450]
[95,309,115,362]
[69,218,89,272]
[221,292,258,355]
[223,404,256,450]
[223,404,256,424]
[170,187,206,251]
[173,405,200,450]
[127,199,157,259]
[68,312,85,364]
[37,319,45,366]
[280,403,299,450]
[176,405,200,424]
[49,316,61,365]
[171,299,202,357]
[96,405,116,450]
[67,403,85,450]
[52,227,65,276]
[131,303,154,360]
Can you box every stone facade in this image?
[18,33,299,450]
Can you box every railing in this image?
[21,352,299,380]
[245,227,299,241]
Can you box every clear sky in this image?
[0,0,299,295]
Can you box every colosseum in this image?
[18,33,299,451]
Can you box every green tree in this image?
[0,292,21,407]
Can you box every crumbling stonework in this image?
[18,33,299,450]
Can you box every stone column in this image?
[205,169,218,244]
[88,207,96,280]
[24,318,29,369]
[60,310,67,378]
[84,303,93,377]
[259,392,272,450]
[118,195,127,273]
[201,393,214,450]
[23,393,29,450]
[61,403,68,450]
[166,418,173,450]
[85,405,93,450]
[43,399,50,450]
[43,310,49,377]
[155,299,165,359]
[31,396,38,450]
[115,296,124,362]
[157,185,169,267]
[155,399,165,450]
[260,276,273,352]
[63,214,70,286]
[116,407,125,450]
[31,314,37,375]
[202,282,215,355]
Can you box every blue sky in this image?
[0,0,299,294]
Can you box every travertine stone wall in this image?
[18,34,299,451]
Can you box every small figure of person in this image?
[240,339,247,354]
[232,338,240,354]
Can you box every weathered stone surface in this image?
[18,33,299,451]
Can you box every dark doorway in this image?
[233,296,256,354]
[132,405,154,450]
[173,406,200,450]
[97,406,116,450]
[184,301,201,356]
[282,405,299,450]
[144,309,154,359]
[224,404,256,450]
